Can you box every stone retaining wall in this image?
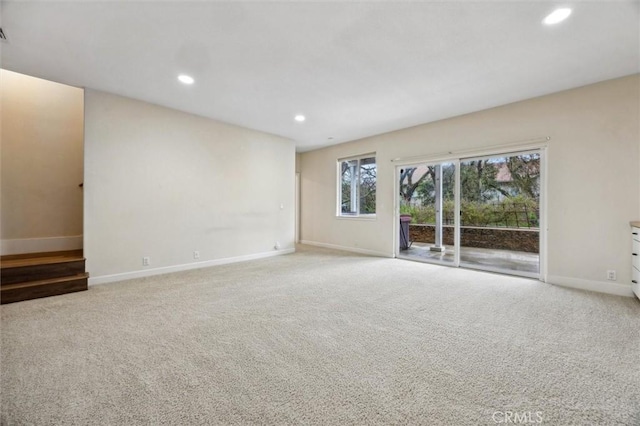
[408,224,539,253]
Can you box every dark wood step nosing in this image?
[1,274,88,304]
[2,273,90,290]
[0,250,83,262]
[1,256,86,269]
[1,260,86,285]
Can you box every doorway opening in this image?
[0,69,84,256]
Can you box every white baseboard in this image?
[89,248,295,285]
[547,275,635,298]
[299,240,392,258]
[1,235,83,255]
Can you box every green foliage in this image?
[460,160,500,202]
[400,200,453,224]
[400,196,539,228]
[399,153,541,227]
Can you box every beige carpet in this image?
[2,245,639,425]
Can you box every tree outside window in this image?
[339,155,376,216]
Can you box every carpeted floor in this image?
[2,245,639,425]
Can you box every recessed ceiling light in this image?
[294,115,306,122]
[178,74,194,85]
[543,8,572,25]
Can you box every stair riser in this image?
[1,277,88,304]
[1,260,85,285]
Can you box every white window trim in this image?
[337,153,377,218]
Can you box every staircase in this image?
[1,250,88,304]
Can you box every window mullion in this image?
[356,159,361,215]
[350,162,358,214]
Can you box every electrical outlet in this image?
[274,241,281,250]
[607,270,617,281]
[142,256,150,266]
[193,251,200,260]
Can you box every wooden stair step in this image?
[1,249,83,263]
[1,255,86,286]
[1,273,88,304]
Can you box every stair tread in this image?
[1,252,85,269]
[1,273,89,290]
[1,249,82,261]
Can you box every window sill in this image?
[336,215,377,221]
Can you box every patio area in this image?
[399,242,539,274]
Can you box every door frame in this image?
[394,142,548,282]
[295,172,301,243]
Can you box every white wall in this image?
[300,74,640,296]
[1,69,84,254]
[84,90,295,281]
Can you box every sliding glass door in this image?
[396,149,543,279]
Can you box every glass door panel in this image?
[459,152,540,277]
[398,162,456,265]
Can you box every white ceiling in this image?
[1,1,639,152]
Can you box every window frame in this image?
[336,153,377,219]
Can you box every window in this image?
[338,154,376,216]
